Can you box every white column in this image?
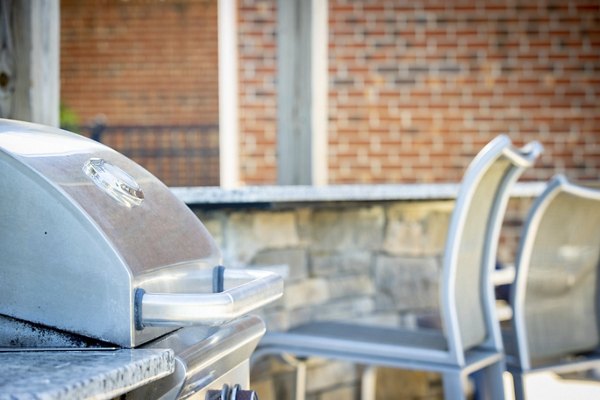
[311,0,328,186]
[218,0,240,188]
[1,0,59,126]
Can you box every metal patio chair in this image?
[254,135,543,400]
[507,175,600,400]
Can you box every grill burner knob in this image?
[206,384,258,400]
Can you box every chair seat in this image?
[503,328,600,374]
[259,321,502,373]
[293,320,446,349]
[508,353,600,375]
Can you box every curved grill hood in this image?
[0,119,223,347]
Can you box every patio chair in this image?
[507,175,600,400]
[254,135,543,400]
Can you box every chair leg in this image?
[511,371,526,400]
[361,366,377,400]
[295,359,307,400]
[280,354,307,400]
[476,360,506,400]
[442,370,468,400]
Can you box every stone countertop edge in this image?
[0,348,174,400]
[170,182,547,206]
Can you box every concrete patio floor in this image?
[504,371,600,399]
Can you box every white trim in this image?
[218,0,239,188]
[311,0,328,185]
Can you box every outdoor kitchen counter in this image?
[0,348,174,399]
[171,182,545,206]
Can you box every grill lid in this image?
[0,120,282,347]
[0,120,220,274]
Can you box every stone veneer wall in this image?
[190,195,534,399]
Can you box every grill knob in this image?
[206,384,258,400]
[83,157,144,207]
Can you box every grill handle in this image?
[135,268,283,329]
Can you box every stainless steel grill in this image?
[0,119,283,399]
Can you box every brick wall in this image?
[238,0,279,184]
[61,0,218,125]
[60,0,220,186]
[61,0,599,186]
[238,0,600,185]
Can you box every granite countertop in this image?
[170,182,546,206]
[0,348,174,400]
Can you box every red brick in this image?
[62,0,600,186]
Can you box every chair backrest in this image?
[441,135,543,365]
[511,175,600,370]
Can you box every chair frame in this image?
[254,136,543,400]
[442,138,543,368]
[508,175,600,399]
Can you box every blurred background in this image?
[1,1,598,398]
[59,0,600,187]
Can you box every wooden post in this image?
[277,0,328,185]
[0,0,59,126]
[0,0,15,118]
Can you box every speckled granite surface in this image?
[0,348,174,400]
[170,182,545,205]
